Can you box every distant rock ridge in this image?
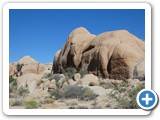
[9,56,53,93]
[52,27,145,80]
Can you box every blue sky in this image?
[9,9,145,64]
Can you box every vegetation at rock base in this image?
[49,85,97,101]
[17,87,29,97]
[9,76,16,83]
[79,87,98,101]
[44,73,53,78]
[79,68,88,77]
[109,82,145,109]
[25,100,39,109]
[47,74,63,81]
[64,67,76,79]
[43,98,54,104]
[99,81,115,89]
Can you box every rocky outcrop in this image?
[16,73,43,92]
[52,27,96,73]
[9,56,52,77]
[19,56,47,75]
[73,73,81,82]
[9,56,53,93]
[52,27,145,80]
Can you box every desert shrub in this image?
[17,87,29,97]
[12,99,23,106]
[49,76,68,99]
[79,68,88,77]
[114,82,129,92]
[44,73,53,79]
[99,81,115,89]
[79,87,98,101]
[127,82,145,108]
[9,76,16,83]
[44,98,54,104]
[58,76,70,87]
[64,85,83,99]
[49,87,65,100]
[109,82,145,109]
[50,84,97,101]
[48,74,63,81]
[9,77,17,89]
[16,63,24,72]
[25,100,39,109]
[64,67,76,79]
[64,85,97,101]
[109,93,131,109]
[9,80,17,95]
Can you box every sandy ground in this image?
[9,98,96,109]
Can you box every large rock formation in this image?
[18,56,46,75]
[9,56,51,77]
[52,27,145,80]
[9,56,53,93]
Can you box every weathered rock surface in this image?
[16,73,43,92]
[73,73,81,81]
[84,86,106,96]
[133,60,145,80]
[127,79,140,86]
[52,27,145,80]
[48,83,57,89]
[9,64,15,76]
[10,56,51,77]
[80,74,99,86]
[68,79,77,85]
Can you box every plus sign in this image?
[141,93,153,105]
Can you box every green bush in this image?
[64,67,76,79]
[44,73,53,78]
[17,87,29,97]
[25,100,39,109]
[49,88,64,100]
[44,98,54,104]
[48,74,63,81]
[9,76,16,83]
[9,80,17,94]
[16,63,24,72]
[79,68,88,77]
